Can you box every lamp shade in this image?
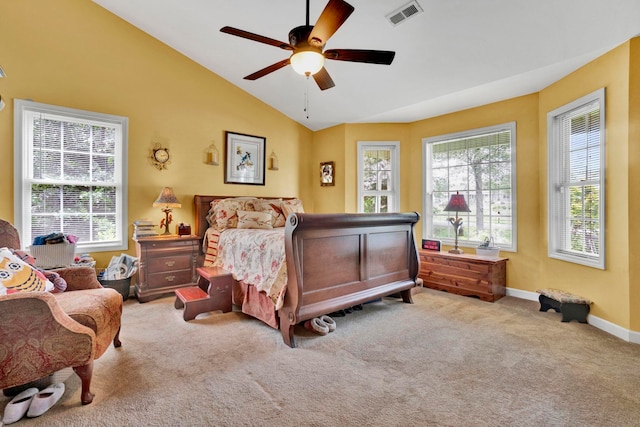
[153,187,181,208]
[443,191,470,213]
[290,50,325,76]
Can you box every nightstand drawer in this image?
[147,255,193,272]
[147,269,195,290]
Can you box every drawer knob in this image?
[165,261,176,267]
[165,275,175,282]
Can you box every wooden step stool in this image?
[174,267,233,321]
[536,288,591,323]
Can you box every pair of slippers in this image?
[304,315,336,336]
[2,383,65,424]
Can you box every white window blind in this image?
[547,88,605,269]
[423,123,517,251]
[14,100,128,252]
[357,142,400,213]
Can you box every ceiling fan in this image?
[220,0,395,90]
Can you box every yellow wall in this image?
[2,1,639,334]
[0,0,313,266]
[539,41,631,327]
[407,94,541,299]
[629,38,640,331]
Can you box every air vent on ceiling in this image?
[386,0,423,26]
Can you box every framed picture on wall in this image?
[224,131,266,185]
[320,161,335,186]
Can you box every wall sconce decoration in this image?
[153,187,182,235]
[443,191,471,254]
[206,143,220,166]
[268,151,279,170]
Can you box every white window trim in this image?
[422,122,517,252]
[547,88,605,269]
[357,141,400,213]
[13,99,129,252]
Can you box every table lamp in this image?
[153,187,181,235]
[443,191,471,254]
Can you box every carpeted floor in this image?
[3,288,640,426]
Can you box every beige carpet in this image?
[3,288,640,426]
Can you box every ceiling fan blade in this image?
[308,0,354,47]
[312,67,335,91]
[220,26,293,50]
[324,49,396,65]
[244,59,291,80]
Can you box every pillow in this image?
[282,198,305,219]
[0,247,54,295]
[11,249,67,293]
[206,199,221,227]
[214,197,259,230]
[253,199,286,228]
[237,211,273,229]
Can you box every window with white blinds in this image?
[14,100,128,252]
[422,123,517,251]
[547,88,605,269]
[357,141,400,213]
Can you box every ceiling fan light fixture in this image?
[290,50,325,76]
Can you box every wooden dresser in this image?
[134,235,199,303]
[418,250,508,302]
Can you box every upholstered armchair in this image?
[0,219,123,405]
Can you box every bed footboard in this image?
[280,212,420,348]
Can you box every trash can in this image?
[98,277,131,300]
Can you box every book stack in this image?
[133,219,158,238]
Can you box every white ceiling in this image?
[92,0,640,131]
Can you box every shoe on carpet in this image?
[2,387,39,424]
[319,315,336,332]
[304,317,330,335]
[26,382,65,418]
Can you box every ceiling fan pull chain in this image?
[304,75,310,119]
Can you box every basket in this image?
[476,247,500,257]
[29,243,77,269]
[98,276,132,300]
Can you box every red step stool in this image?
[174,266,233,321]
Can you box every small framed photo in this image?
[224,131,266,185]
[320,161,335,186]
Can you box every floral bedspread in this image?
[208,228,288,310]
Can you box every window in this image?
[547,89,605,269]
[14,100,128,252]
[423,122,517,251]
[357,142,400,213]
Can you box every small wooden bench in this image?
[536,288,591,323]
[174,267,232,321]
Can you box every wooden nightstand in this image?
[134,235,199,303]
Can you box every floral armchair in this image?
[0,219,123,405]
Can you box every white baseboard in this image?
[506,287,640,345]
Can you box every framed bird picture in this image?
[224,131,266,185]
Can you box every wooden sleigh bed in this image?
[194,195,420,347]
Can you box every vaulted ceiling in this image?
[92,0,640,131]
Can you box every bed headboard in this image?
[193,195,295,242]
